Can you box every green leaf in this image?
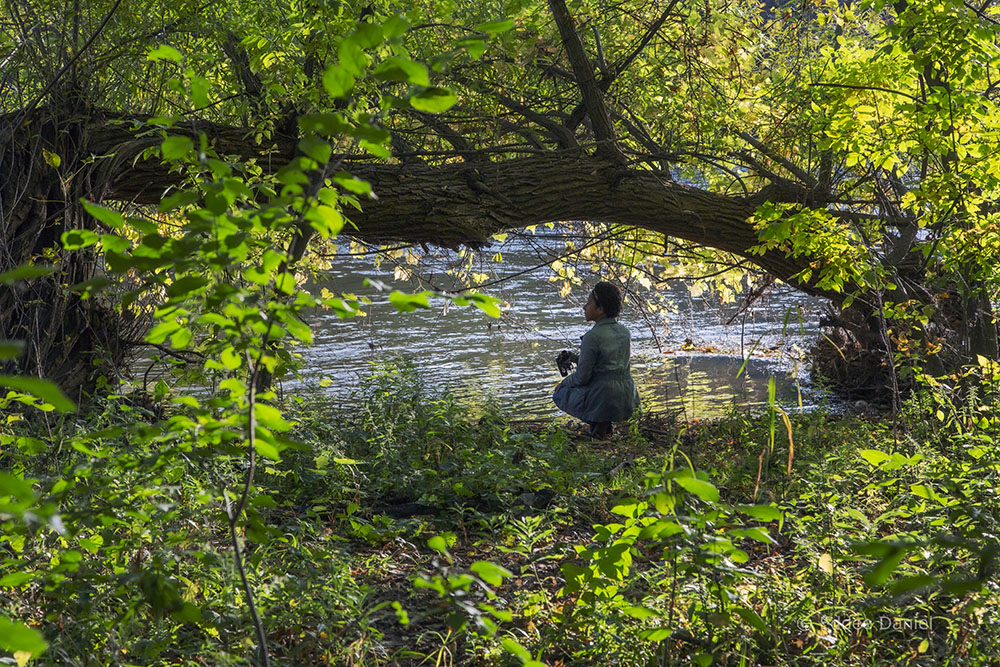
[172,396,199,408]
[61,229,100,250]
[147,320,182,345]
[284,316,313,344]
[166,275,208,299]
[305,205,345,239]
[410,87,457,113]
[323,64,355,98]
[189,75,210,108]
[15,436,46,455]
[733,606,768,632]
[100,235,130,254]
[198,313,233,328]
[338,37,369,76]
[389,291,431,312]
[464,292,501,317]
[299,136,333,164]
[374,57,429,86]
[730,526,776,544]
[0,615,47,658]
[360,139,391,158]
[0,265,53,284]
[148,44,183,62]
[334,172,373,196]
[859,449,891,466]
[161,136,194,160]
[0,572,34,588]
[428,535,449,555]
[475,19,515,33]
[70,440,107,458]
[457,38,486,59]
[159,190,200,213]
[82,200,125,229]
[171,602,203,625]
[170,326,192,349]
[254,403,292,432]
[0,376,75,412]
[854,541,914,586]
[736,504,782,522]
[352,22,384,48]
[623,606,661,620]
[890,574,935,594]
[220,346,242,370]
[299,113,350,136]
[275,272,296,294]
[470,560,512,586]
[253,437,281,461]
[0,472,34,501]
[392,601,409,626]
[251,494,277,508]
[674,476,719,502]
[0,340,24,360]
[382,15,410,39]
[501,638,531,662]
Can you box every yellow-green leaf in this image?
[0,376,75,412]
[0,615,47,658]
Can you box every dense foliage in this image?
[5,361,1000,664]
[4,0,1000,664]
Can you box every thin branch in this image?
[810,81,922,103]
[458,226,633,291]
[592,25,611,79]
[736,130,817,188]
[548,0,621,161]
[565,0,680,131]
[18,0,124,116]
[610,0,682,79]
[413,110,475,158]
[224,490,270,667]
[487,88,579,150]
[964,1,1000,25]
[122,339,206,362]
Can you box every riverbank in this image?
[3,363,999,665]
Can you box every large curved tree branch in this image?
[75,111,834,300]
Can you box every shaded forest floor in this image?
[4,362,1000,665]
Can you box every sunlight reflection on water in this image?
[294,236,831,420]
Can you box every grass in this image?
[4,360,1000,665]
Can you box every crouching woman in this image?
[553,282,640,437]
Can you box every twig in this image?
[19,0,125,116]
[810,81,921,103]
[123,339,206,362]
[224,489,270,667]
[458,226,632,291]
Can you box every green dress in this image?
[553,318,640,423]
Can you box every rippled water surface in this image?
[296,236,830,420]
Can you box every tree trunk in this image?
[0,109,135,401]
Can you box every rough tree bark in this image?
[0,109,137,401]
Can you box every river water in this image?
[295,232,832,420]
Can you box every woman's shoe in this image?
[588,421,612,438]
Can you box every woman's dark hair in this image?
[591,281,622,318]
